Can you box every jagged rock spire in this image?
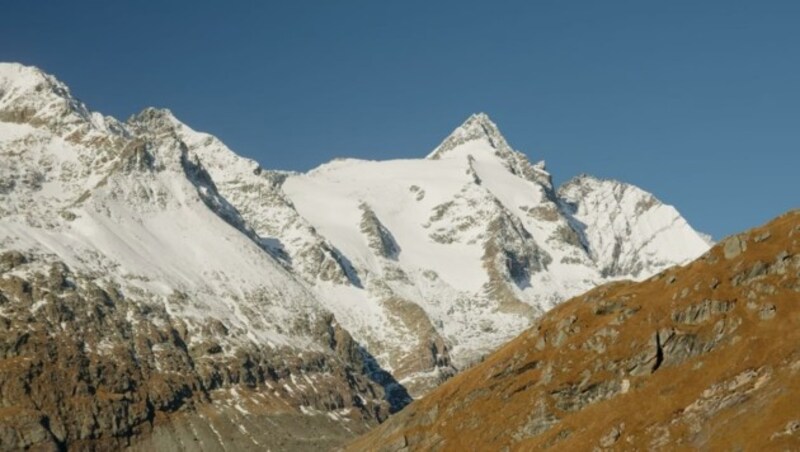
[426,112,554,190]
[127,107,182,136]
[427,113,513,160]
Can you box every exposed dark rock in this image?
[0,256,392,450]
[359,202,401,259]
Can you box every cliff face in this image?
[347,210,800,451]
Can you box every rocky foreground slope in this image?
[348,210,800,451]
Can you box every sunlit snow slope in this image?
[278,114,710,392]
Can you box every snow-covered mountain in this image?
[0,63,710,449]
[0,63,403,450]
[278,113,711,389]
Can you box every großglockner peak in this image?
[428,112,554,189]
[427,112,513,158]
[277,111,711,388]
[0,63,712,450]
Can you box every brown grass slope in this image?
[347,210,800,451]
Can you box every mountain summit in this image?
[427,112,554,189]
[427,113,512,159]
[0,62,125,140]
[0,64,711,449]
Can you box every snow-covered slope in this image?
[0,63,401,450]
[276,113,711,391]
[0,63,323,349]
[0,63,711,449]
[559,174,714,278]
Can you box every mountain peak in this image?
[0,63,70,110]
[128,107,182,133]
[0,63,127,139]
[426,112,512,160]
[461,112,499,134]
[426,113,555,190]
[0,62,50,89]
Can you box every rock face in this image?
[0,254,393,451]
[347,210,800,451]
[0,62,711,449]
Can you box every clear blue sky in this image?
[1,1,797,239]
